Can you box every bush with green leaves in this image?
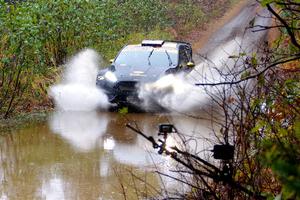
[0,0,169,65]
[0,0,171,118]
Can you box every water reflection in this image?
[49,111,166,166]
[49,111,108,152]
[0,111,219,199]
[0,193,8,200]
[170,112,220,161]
[103,137,115,151]
[41,177,65,200]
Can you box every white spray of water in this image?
[139,38,243,113]
[49,49,109,111]
[139,74,209,112]
[138,7,271,113]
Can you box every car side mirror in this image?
[109,59,114,64]
[187,61,195,68]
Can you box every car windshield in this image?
[114,46,178,68]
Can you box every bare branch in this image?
[195,55,300,86]
[266,3,300,49]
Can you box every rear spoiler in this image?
[164,40,191,46]
[141,40,191,47]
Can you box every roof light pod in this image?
[141,40,164,47]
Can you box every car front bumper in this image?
[97,80,142,107]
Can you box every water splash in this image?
[139,38,243,113]
[139,74,209,112]
[49,49,109,111]
[138,4,271,113]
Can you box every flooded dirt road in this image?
[0,1,271,199]
[0,112,216,199]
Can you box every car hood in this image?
[113,64,172,82]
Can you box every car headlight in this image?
[104,71,117,83]
[97,75,105,81]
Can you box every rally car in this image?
[96,40,195,110]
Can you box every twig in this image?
[195,55,300,86]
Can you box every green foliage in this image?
[241,71,251,79]
[263,0,300,55]
[118,107,129,115]
[0,0,169,63]
[260,124,300,199]
[0,0,172,118]
[253,5,300,196]
[247,0,300,191]
[260,0,274,7]
[252,75,300,198]
[165,0,206,33]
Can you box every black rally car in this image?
[96,40,195,109]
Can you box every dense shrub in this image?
[0,0,169,64]
[0,0,171,118]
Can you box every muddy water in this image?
[0,112,217,200]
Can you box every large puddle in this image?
[0,112,217,200]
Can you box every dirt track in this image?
[192,0,271,61]
[191,0,252,50]
[186,1,271,87]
